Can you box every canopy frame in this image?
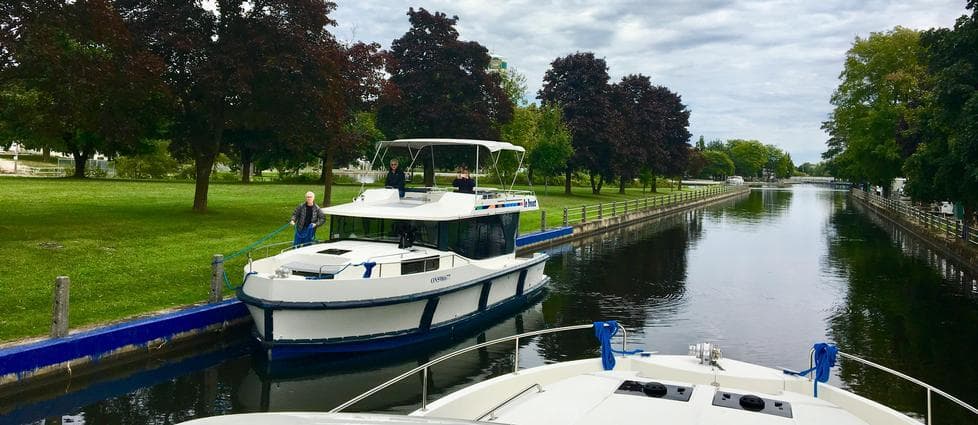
[360,139,528,195]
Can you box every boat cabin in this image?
[330,213,519,260]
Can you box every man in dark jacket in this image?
[385,159,406,198]
[290,191,326,246]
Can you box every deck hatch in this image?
[317,248,351,255]
[615,380,692,402]
[711,391,793,418]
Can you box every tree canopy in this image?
[539,52,614,194]
[822,27,927,193]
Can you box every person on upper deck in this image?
[385,159,406,198]
[453,166,475,194]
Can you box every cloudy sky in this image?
[332,1,968,163]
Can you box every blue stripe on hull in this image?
[265,281,548,360]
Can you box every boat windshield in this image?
[329,213,519,259]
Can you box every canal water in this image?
[4,186,978,424]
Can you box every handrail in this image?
[837,352,978,423]
[475,383,544,421]
[330,322,628,413]
[806,349,978,423]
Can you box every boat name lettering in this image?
[431,274,450,283]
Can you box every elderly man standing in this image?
[290,191,326,246]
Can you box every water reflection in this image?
[825,201,978,422]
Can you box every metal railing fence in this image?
[537,184,742,231]
[852,189,977,247]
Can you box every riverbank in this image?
[0,178,694,342]
[850,189,978,274]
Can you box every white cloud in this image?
[331,0,967,163]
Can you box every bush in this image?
[115,141,179,179]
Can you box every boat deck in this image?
[415,356,920,425]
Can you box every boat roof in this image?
[322,188,537,221]
[379,139,525,153]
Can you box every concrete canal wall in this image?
[517,185,750,252]
[850,189,978,275]
[0,185,748,387]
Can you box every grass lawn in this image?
[0,177,691,342]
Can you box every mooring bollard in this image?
[210,254,224,303]
[51,276,70,338]
[540,210,547,231]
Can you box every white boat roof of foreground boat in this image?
[378,138,525,152]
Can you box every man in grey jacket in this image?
[290,191,326,246]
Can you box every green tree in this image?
[500,68,529,107]
[823,27,928,194]
[727,139,767,178]
[701,150,735,180]
[529,105,574,194]
[906,2,978,235]
[377,8,513,186]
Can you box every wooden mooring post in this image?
[210,254,224,303]
[51,276,70,338]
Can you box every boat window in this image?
[439,213,518,260]
[330,216,439,248]
[401,256,440,275]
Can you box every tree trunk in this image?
[319,154,327,183]
[651,175,657,192]
[71,152,88,178]
[193,153,215,212]
[322,148,334,207]
[676,177,682,191]
[42,147,51,161]
[589,172,603,194]
[241,148,252,184]
[193,126,223,213]
[564,168,572,195]
[618,175,626,194]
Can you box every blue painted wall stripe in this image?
[0,299,248,378]
[515,226,573,247]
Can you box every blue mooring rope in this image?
[593,320,644,370]
[784,342,838,397]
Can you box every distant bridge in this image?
[785,176,852,188]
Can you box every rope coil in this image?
[593,320,644,370]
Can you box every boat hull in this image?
[238,257,549,360]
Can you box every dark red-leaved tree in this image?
[319,41,387,206]
[121,0,345,211]
[377,8,513,186]
[0,0,166,177]
[610,74,667,194]
[649,86,692,189]
[539,52,614,194]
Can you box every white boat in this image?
[182,322,978,425]
[237,139,548,359]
